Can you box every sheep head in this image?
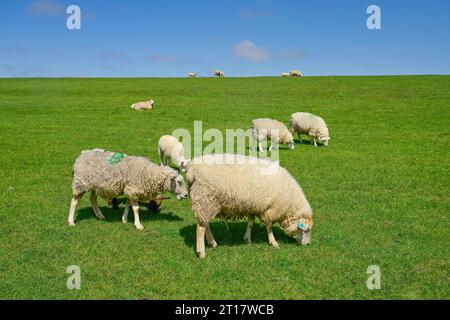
[164,169,188,200]
[280,215,313,245]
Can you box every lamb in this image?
[290,70,303,77]
[213,70,224,77]
[158,135,190,172]
[251,118,294,152]
[188,72,198,78]
[187,154,314,258]
[68,148,188,230]
[131,100,154,111]
[290,112,330,146]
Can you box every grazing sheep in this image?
[281,72,290,77]
[131,100,154,111]
[251,118,294,152]
[290,112,330,146]
[187,154,314,258]
[68,148,188,230]
[188,72,198,78]
[290,70,303,77]
[158,135,190,173]
[213,70,224,77]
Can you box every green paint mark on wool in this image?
[107,152,125,164]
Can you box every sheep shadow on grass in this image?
[74,205,183,224]
[179,220,296,250]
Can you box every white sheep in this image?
[290,112,330,146]
[158,135,190,172]
[131,100,154,111]
[188,72,198,78]
[290,70,303,77]
[213,70,224,77]
[187,154,314,258]
[251,118,294,152]
[281,72,290,77]
[68,148,188,230]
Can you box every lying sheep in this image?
[213,70,224,77]
[281,72,290,77]
[158,135,190,172]
[188,72,198,78]
[290,112,330,146]
[131,100,154,111]
[187,154,314,258]
[68,148,188,230]
[251,118,294,152]
[290,70,303,77]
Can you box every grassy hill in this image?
[0,76,448,299]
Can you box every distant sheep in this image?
[213,70,224,77]
[188,72,198,78]
[187,154,314,258]
[290,112,330,146]
[158,135,190,172]
[68,148,188,230]
[131,100,154,111]
[281,72,290,77]
[251,118,294,152]
[290,70,303,77]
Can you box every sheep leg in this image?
[196,223,207,259]
[244,216,255,244]
[251,136,257,151]
[205,225,217,248]
[68,194,83,226]
[258,141,264,152]
[266,222,279,248]
[131,201,144,230]
[122,199,130,223]
[298,133,302,144]
[90,192,106,220]
[312,137,318,147]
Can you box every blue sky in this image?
[1,0,449,77]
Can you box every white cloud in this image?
[233,40,269,62]
[28,0,65,16]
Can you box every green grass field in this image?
[0,76,448,299]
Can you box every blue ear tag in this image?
[298,219,307,231]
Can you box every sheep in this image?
[290,112,331,146]
[187,154,314,258]
[290,70,303,77]
[213,70,224,77]
[281,72,290,77]
[131,100,154,111]
[251,118,294,152]
[68,148,188,230]
[158,135,190,173]
[188,72,198,78]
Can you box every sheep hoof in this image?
[196,251,206,259]
[244,237,252,245]
[97,215,106,220]
[210,240,217,248]
[136,224,144,231]
[269,241,279,248]
[122,219,128,224]
[68,222,75,227]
